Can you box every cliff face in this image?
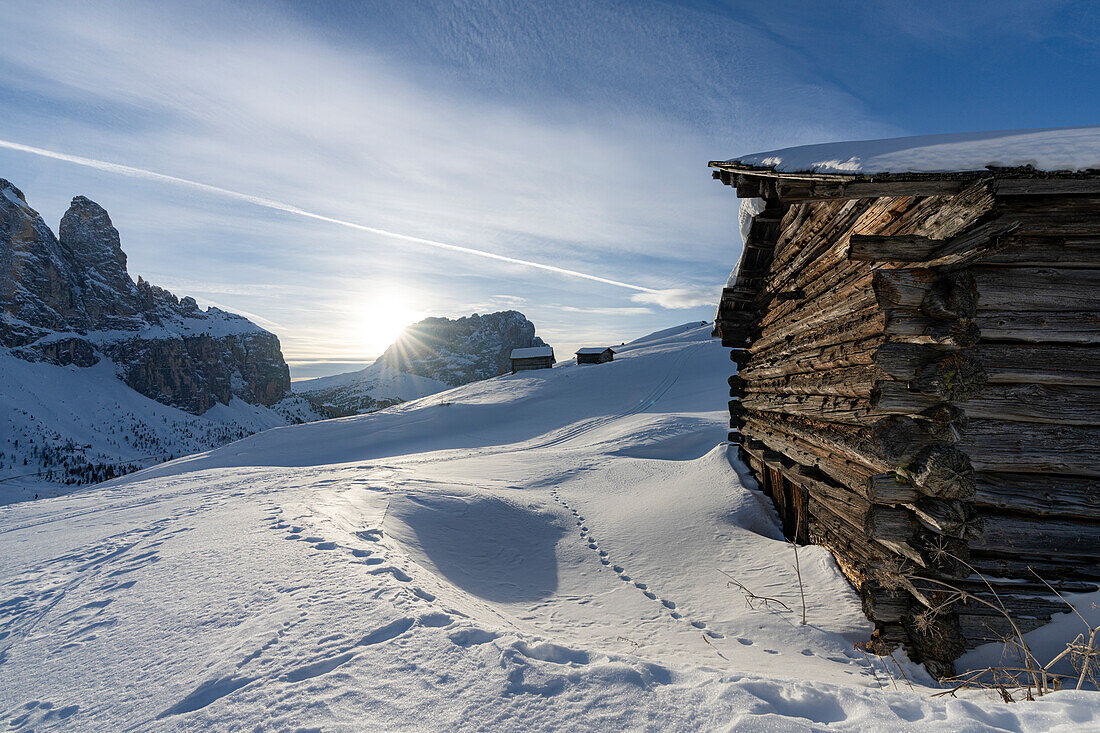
[378,311,545,386]
[0,179,290,413]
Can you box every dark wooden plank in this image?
[848,235,938,262]
[973,472,1099,521]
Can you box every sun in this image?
[356,297,424,356]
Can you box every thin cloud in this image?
[630,289,715,309]
[0,138,658,294]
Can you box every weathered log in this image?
[745,410,976,499]
[896,446,976,499]
[972,266,1100,312]
[919,218,1018,269]
[959,420,1100,475]
[750,306,885,365]
[775,178,969,201]
[981,235,1100,268]
[975,310,1100,344]
[973,472,1099,521]
[887,308,1100,346]
[740,393,874,426]
[753,287,879,353]
[743,434,919,505]
[1001,194,1100,236]
[883,310,981,347]
[740,337,883,381]
[873,269,977,320]
[868,472,921,505]
[970,553,1100,581]
[994,177,1100,196]
[848,234,938,262]
[874,343,988,401]
[742,441,916,540]
[862,584,911,623]
[974,344,1100,386]
[873,379,1100,426]
[745,365,885,399]
[741,421,877,494]
[808,501,905,585]
[911,499,983,540]
[970,514,1100,558]
[872,414,965,463]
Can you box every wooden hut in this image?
[510,346,555,373]
[710,128,1100,675]
[576,347,615,364]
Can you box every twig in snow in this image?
[717,569,790,612]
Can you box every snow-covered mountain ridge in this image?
[0,179,313,500]
[294,310,546,417]
[1,322,1093,731]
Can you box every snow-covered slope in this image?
[292,361,451,416]
[0,323,1095,731]
[0,349,316,505]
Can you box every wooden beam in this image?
[776,178,968,202]
[973,472,1100,521]
[873,379,1100,426]
[873,343,988,401]
[993,178,1100,196]
[974,343,1100,386]
[848,235,938,263]
[873,269,977,320]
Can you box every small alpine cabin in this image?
[576,347,615,364]
[510,346,555,374]
[711,127,1100,676]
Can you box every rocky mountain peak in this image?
[58,195,140,322]
[1,180,291,413]
[378,310,546,386]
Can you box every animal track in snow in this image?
[552,493,723,641]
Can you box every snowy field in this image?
[0,324,1096,731]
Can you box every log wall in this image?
[713,169,1100,676]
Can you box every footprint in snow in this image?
[417,612,452,628]
[369,566,412,582]
[449,628,498,647]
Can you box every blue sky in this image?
[2,1,1098,378]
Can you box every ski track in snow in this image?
[1,324,1097,732]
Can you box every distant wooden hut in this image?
[576,347,615,364]
[710,129,1100,675]
[510,346,555,373]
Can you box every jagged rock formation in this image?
[0,180,290,413]
[378,311,545,385]
[0,179,307,501]
[297,311,546,416]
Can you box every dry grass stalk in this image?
[911,554,1099,698]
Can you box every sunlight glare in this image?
[357,295,424,356]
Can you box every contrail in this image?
[0,138,658,293]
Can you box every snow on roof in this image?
[722,126,1100,177]
[510,346,553,359]
[575,347,614,354]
